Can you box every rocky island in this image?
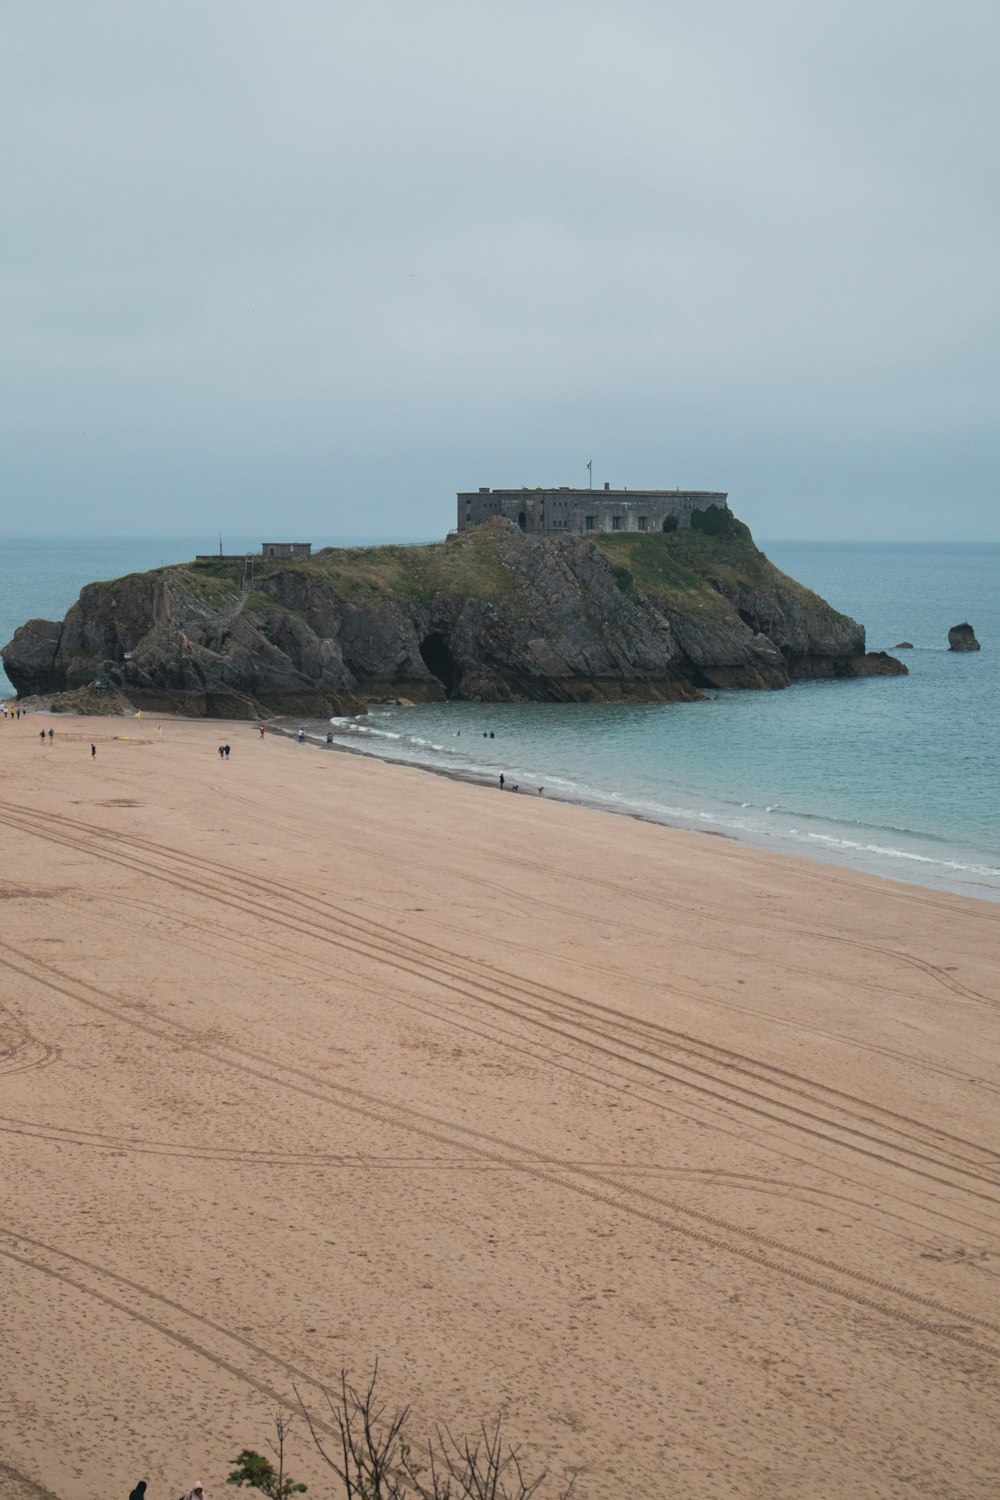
[2,509,905,718]
[948,622,981,652]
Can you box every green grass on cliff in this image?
[307,533,528,606]
[174,518,846,625]
[186,528,530,610]
[182,572,244,607]
[592,528,848,621]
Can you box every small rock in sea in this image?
[948,623,981,652]
[894,641,914,649]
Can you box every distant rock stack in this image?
[948,623,981,652]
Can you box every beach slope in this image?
[1,715,997,1498]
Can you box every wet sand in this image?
[1,713,998,1498]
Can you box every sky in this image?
[3,1,998,541]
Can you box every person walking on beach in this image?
[499,774,505,789]
[223,744,230,758]
[128,1481,147,1500]
[259,724,265,738]
[297,728,305,743]
[218,745,225,759]
[180,1482,205,1500]
[39,730,45,745]
[47,727,53,742]
[91,744,96,758]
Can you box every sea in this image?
[2,535,998,902]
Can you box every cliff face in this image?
[2,517,905,716]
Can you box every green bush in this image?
[228,1443,306,1498]
[229,1422,307,1494]
[690,505,750,541]
[610,564,636,596]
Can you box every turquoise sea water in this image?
[2,537,998,900]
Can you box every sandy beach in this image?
[1,712,998,1498]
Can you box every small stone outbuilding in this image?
[262,542,312,558]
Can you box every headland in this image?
[1,512,904,719]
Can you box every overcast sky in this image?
[3,1,997,541]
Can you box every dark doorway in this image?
[420,632,460,696]
[517,511,527,532]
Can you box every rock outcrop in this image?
[894,641,914,650]
[2,518,906,717]
[948,623,981,652]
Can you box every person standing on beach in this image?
[224,744,230,758]
[499,774,505,789]
[297,728,305,742]
[91,744,96,758]
[128,1482,147,1500]
[48,727,53,742]
[180,1482,206,1500]
[39,730,45,745]
[259,724,265,738]
[218,745,225,759]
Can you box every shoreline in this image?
[11,703,999,903]
[269,717,1000,906]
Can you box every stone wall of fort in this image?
[457,487,729,535]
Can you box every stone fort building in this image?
[457,484,729,536]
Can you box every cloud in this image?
[2,0,997,538]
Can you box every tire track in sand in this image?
[0,1227,344,1430]
[3,800,997,1207]
[3,940,1000,1365]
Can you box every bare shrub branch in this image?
[296,1365,576,1500]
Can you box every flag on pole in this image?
[586,460,592,471]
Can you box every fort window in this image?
[585,516,595,531]
[638,516,648,531]
[612,516,622,531]
[517,511,527,531]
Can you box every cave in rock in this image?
[419,632,460,696]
